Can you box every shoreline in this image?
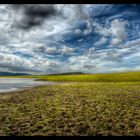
[0,81,78,96]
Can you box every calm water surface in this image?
[0,78,53,93]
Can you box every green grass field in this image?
[37,71,140,82]
[0,72,140,135]
[1,71,140,82]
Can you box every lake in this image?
[0,78,53,93]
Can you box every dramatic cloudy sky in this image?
[0,4,140,74]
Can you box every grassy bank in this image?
[1,71,140,82]
[37,71,140,82]
[0,82,140,136]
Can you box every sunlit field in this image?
[1,71,140,82]
[36,71,140,82]
[0,72,140,136]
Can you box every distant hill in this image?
[48,72,85,75]
[0,72,30,76]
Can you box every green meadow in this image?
[36,71,140,82]
[1,71,140,82]
[0,71,140,135]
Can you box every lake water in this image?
[0,78,53,93]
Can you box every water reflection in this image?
[0,78,50,93]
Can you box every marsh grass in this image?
[0,82,140,136]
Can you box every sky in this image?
[0,4,140,74]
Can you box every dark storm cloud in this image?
[10,4,61,30]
